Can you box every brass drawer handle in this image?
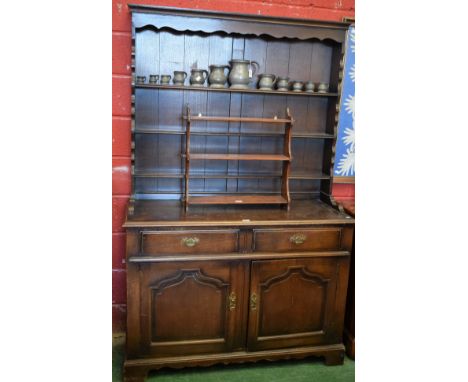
[228,292,237,311]
[181,237,200,247]
[290,233,307,245]
[250,293,257,311]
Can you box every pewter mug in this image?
[258,74,276,90]
[208,65,229,88]
[190,69,209,86]
[276,76,289,91]
[292,81,304,92]
[160,75,171,84]
[173,71,187,85]
[304,81,315,92]
[317,82,329,93]
[228,59,259,89]
[149,74,159,84]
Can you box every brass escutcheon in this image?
[289,233,306,245]
[181,237,200,247]
[228,292,237,311]
[250,293,257,311]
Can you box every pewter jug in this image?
[292,81,304,92]
[173,71,187,85]
[228,59,259,89]
[317,82,329,93]
[208,65,229,88]
[276,76,289,91]
[304,81,315,92]
[258,74,276,90]
[190,69,209,86]
[149,74,159,84]
[160,74,171,84]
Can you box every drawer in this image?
[253,228,341,252]
[141,229,239,255]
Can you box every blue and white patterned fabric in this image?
[334,26,355,177]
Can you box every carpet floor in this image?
[113,335,354,382]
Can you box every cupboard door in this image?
[247,257,349,351]
[137,260,247,357]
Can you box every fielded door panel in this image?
[138,260,247,357]
[247,257,349,351]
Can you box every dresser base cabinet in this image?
[123,200,354,382]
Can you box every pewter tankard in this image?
[276,76,289,91]
[160,74,171,84]
[173,71,187,85]
[258,74,276,90]
[208,65,229,88]
[190,69,209,86]
[228,59,259,89]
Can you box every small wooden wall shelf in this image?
[183,106,294,210]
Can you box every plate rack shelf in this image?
[183,106,294,210]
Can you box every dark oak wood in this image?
[188,195,288,205]
[137,83,339,97]
[129,4,350,43]
[340,202,355,359]
[124,200,354,228]
[183,107,294,209]
[186,115,292,124]
[141,229,239,255]
[125,5,353,381]
[253,227,342,252]
[129,251,350,263]
[137,261,247,357]
[189,153,290,161]
[133,171,331,180]
[247,257,349,351]
[133,129,334,139]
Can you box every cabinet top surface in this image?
[124,199,354,228]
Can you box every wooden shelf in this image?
[183,106,293,210]
[185,116,291,124]
[133,129,334,139]
[134,171,330,180]
[136,83,338,97]
[189,153,290,161]
[187,195,288,205]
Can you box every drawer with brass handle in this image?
[253,228,341,252]
[141,229,239,255]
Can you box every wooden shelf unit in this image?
[183,106,294,209]
[125,6,354,382]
